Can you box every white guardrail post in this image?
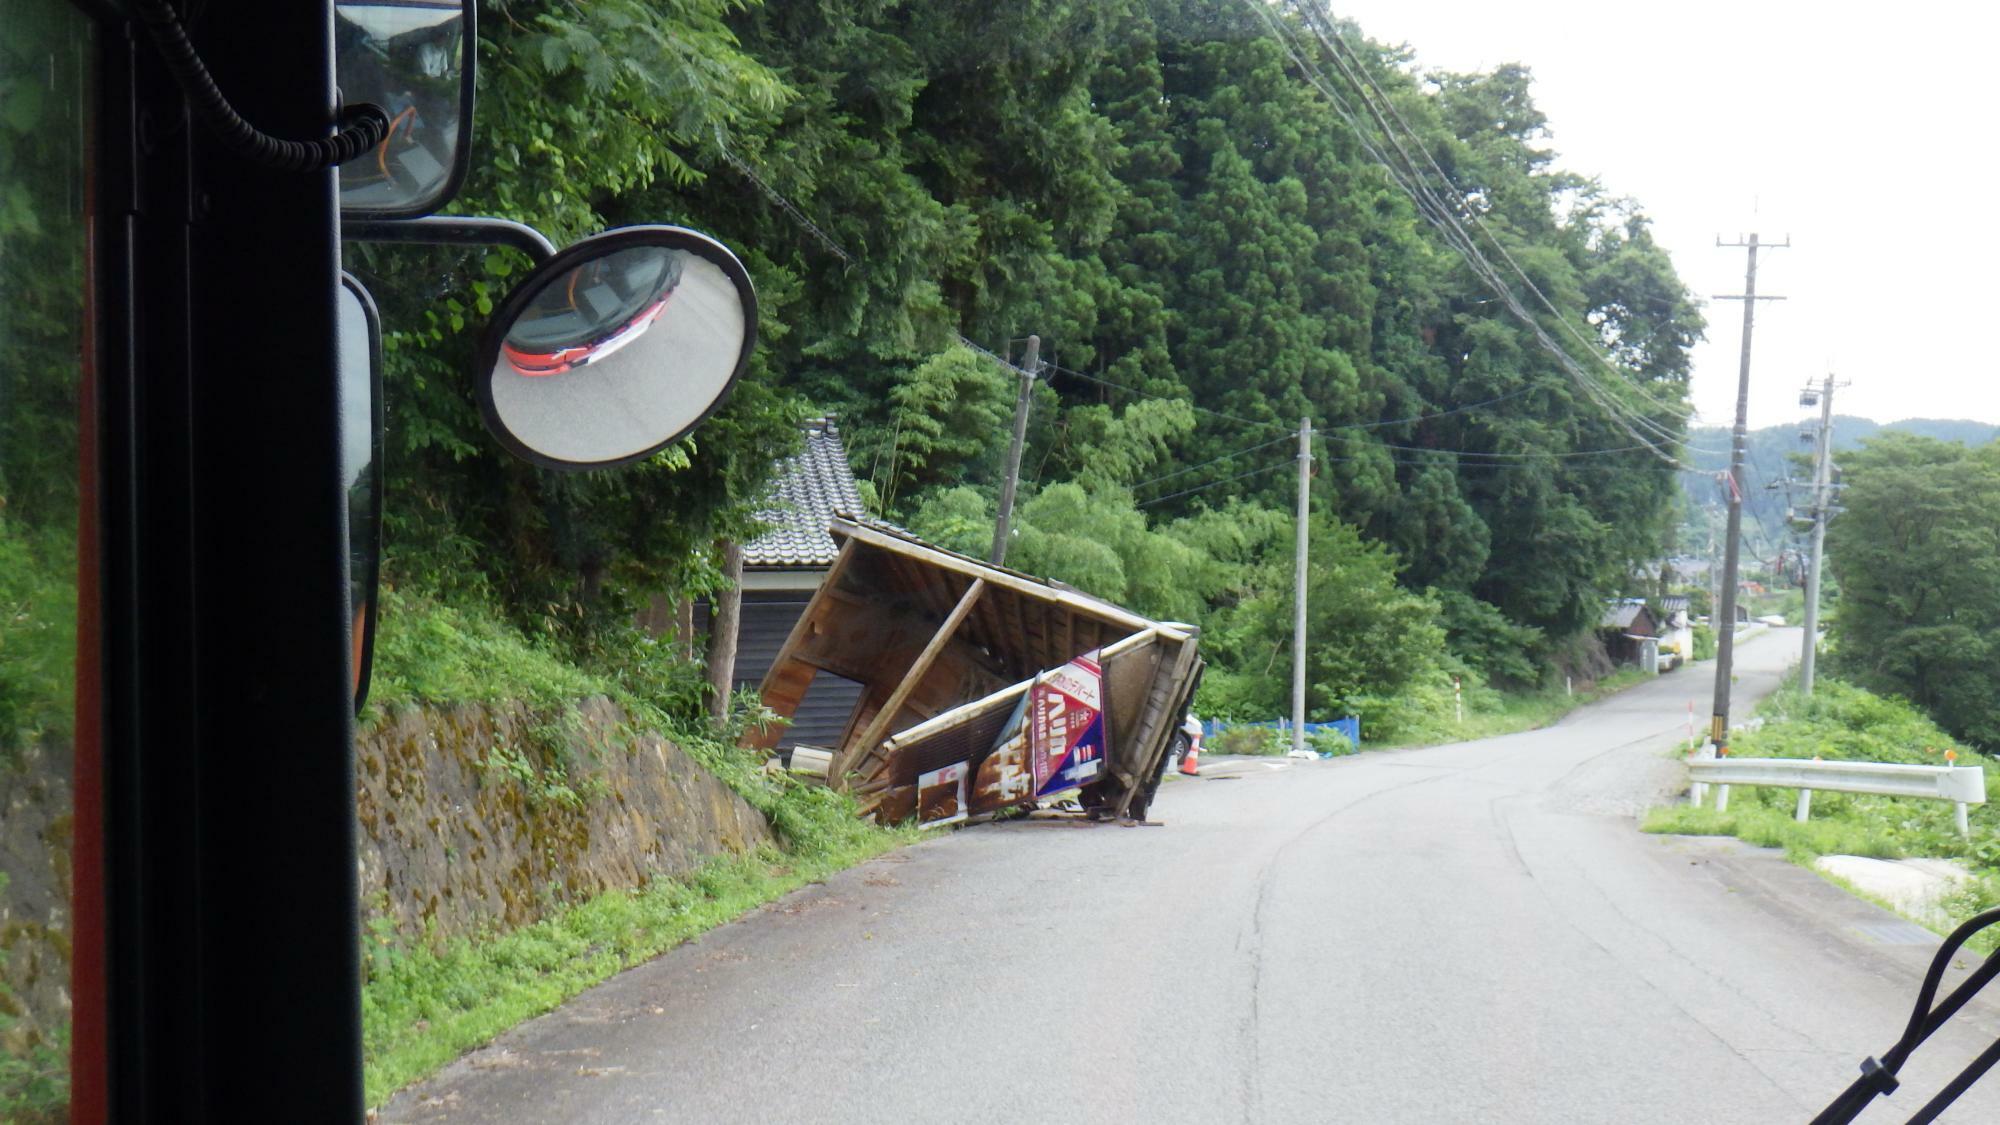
[1688,754,1986,837]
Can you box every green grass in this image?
[1643,804,1908,864]
[1643,675,2000,947]
[1367,668,1650,750]
[363,823,915,1107]
[357,584,920,1105]
[365,586,619,714]
[0,1013,66,1125]
[0,517,77,764]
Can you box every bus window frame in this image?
[76,1,365,1117]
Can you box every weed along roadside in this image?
[1193,667,1656,761]
[360,826,910,1106]
[1364,667,1654,752]
[1646,677,2000,947]
[355,710,911,1107]
[353,589,914,1107]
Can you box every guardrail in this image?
[1688,747,1987,836]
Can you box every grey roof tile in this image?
[745,418,864,569]
[1600,599,1652,631]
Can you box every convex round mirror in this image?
[475,226,757,471]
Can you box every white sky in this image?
[1326,1,1999,428]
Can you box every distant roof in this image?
[745,418,864,569]
[1660,595,1690,613]
[1665,556,1711,579]
[1600,600,1657,632]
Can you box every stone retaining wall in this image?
[356,698,770,941]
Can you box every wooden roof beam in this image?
[829,577,987,791]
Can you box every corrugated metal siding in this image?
[734,597,807,690]
[730,594,860,749]
[785,669,865,751]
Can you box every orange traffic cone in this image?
[1179,741,1200,776]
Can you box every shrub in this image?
[1691,623,1717,662]
[1306,726,1355,756]
[1209,725,1288,756]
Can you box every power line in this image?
[1135,460,1295,508]
[1317,450,1683,476]
[1291,5,1695,452]
[1359,438,1663,461]
[726,15,1698,499]
[1250,2,1690,463]
[1038,358,1296,435]
[1296,7,1693,431]
[1130,434,1299,493]
[1318,385,1534,432]
[711,128,855,266]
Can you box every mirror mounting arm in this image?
[344,215,556,264]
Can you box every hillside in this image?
[1680,416,2000,559]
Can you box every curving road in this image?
[383,628,2000,1123]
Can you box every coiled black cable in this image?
[131,0,389,172]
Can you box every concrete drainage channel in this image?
[1813,855,1975,938]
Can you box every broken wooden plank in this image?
[830,577,988,790]
[832,519,1180,640]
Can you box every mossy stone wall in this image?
[355,697,769,941]
[0,737,70,1050]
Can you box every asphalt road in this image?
[382,628,2000,1123]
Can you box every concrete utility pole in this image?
[1799,373,1840,694]
[1292,417,1312,755]
[990,335,1041,567]
[1710,234,1788,751]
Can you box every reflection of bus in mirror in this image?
[500,249,685,377]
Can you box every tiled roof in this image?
[1600,599,1653,631]
[745,418,864,569]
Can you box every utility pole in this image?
[990,334,1040,566]
[1708,522,1720,629]
[1710,233,1787,751]
[1292,417,1312,755]
[1799,373,1841,694]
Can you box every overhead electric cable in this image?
[1134,460,1297,508]
[1247,1,1690,462]
[1130,434,1300,493]
[1293,2,1699,453]
[1038,358,1296,435]
[1299,4,1694,428]
[1361,439,1665,460]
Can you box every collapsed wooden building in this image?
[745,518,1203,823]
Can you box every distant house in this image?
[1658,595,1692,669]
[1600,598,1662,672]
[703,417,868,750]
[1664,556,1711,585]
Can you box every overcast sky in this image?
[1325,1,1997,430]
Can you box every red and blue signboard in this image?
[1030,652,1108,797]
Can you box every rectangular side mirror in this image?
[336,1,474,219]
[337,273,384,714]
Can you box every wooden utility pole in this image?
[1799,373,1840,694]
[1292,417,1312,755]
[990,335,1040,566]
[705,539,743,724]
[1710,234,1787,750]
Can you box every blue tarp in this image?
[1201,716,1361,747]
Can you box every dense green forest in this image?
[1826,434,2000,748]
[347,0,1711,735]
